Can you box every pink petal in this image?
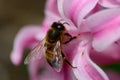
[28,58,65,80]
[62,32,92,61]
[43,0,62,28]
[79,4,104,33]
[57,0,66,19]
[42,10,61,30]
[93,23,120,52]
[42,0,62,33]
[10,26,42,65]
[90,43,120,65]
[99,0,120,8]
[84,8,120,51]
[45,0,59,16]
[57,0,98,27]
[84,8,120,32]
[28,60,42,80]
[106,70,120,80]
[72,41,109,80]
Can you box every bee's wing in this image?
[50,41,63,72]
[24,39,46,64]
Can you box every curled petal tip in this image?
[10,50,22,66]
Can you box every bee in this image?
[24,21,77,72]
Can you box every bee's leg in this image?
[64,33,77,44]
[62,52,77,68]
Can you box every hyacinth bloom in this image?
[10,0,120,80]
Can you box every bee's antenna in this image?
[58,19,64,23]
[62,22,69,25]
[58,19,69,25]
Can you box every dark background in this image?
[0,0,45,80]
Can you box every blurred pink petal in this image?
[42,10,61,30]
[72,41,109,80]
[28,59,62,80]
[28,60,42,80]
[79,4,104,33]
[42,0,61,32]
[10,26,41,65]
[45,0,59,16]
[84,8,120,32]
[57,0,99,27]
[106,70,120,80]
[37,0,62,40]
[28,58,66,80]
[99,0,120,8]
[83,8,120,51]
[90,43,120,65]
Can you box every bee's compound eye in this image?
[57,25,62,29]
[52,22,65,31]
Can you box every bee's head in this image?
[51,22,65,31]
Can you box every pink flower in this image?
[57,0,120,79]
[10,0,120,80]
